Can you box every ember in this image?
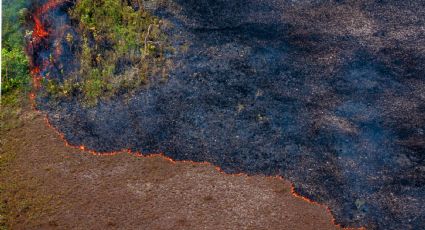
[27,0,425,229]
[33,16,49,38]
[27,0,78,95]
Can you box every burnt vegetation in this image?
[39,1,425,229]
[8,0,425,229]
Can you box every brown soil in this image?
[0,99,339,230]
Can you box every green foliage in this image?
[51,0,172,107]
[72,0,152,56]
[1,48,30,94]
[70,0,162,64]
[1,0,30,95]
[2,0,27,50]
[82,68,104,106]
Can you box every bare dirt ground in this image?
[0,98,338,230]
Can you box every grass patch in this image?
[0,175,55,229]
[0,90,27,132]
[43,0,173,107]
[0,96,56,229]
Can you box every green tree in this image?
[1,48,29,94]
[1,0,30,95]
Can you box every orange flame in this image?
[36,0,67,15]
[33,16,49,38]
[26,1,366,229]
[30,67,43,89]
[32,0,70,40]
[33,101,365,230]
[29,1,69,91]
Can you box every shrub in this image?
[47,0,173,107]
[1,0,30,96]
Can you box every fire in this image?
[37,108,364,229]
[33,16,49,38]
[26,1,365,229]
[31,66,40,75]
[29,0,69,92]
[30,67,42,89]
[32,0,68,40]
[35,0,67,15]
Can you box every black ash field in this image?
[30,0,425,229]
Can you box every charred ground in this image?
[28,0,425,229]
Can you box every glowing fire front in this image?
[31,0,67,41]
[33,16,49,38]
[29,0,72,89]
[26,1,364,229]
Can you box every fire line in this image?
[26,1,364,229]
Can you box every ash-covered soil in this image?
[1,103,337,229]
[34,0,425,229]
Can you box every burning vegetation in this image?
[9,0,425,229]
[28,0,172,106]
